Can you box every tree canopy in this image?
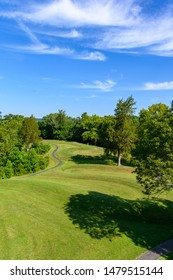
[133,103,173,197]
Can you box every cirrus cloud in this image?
[79,79,117,92]
[1,1,173,57]
[0,0,140,27]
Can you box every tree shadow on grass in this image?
[64,191,173,248]
[162,251,173,260]
[71,154,134,166]
[71,154,115,165]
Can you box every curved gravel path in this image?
[137,239,173,260]
[27,144,62,177]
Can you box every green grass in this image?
[0,140,173,259]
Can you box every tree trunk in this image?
[118,149,121,166]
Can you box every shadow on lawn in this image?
[71,154,134,166]
[162,251,173,260]
[64,191,173,248]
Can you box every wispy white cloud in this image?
[96,11,173,56]
[8,43,74,56]
[4,0,139,27]
[79,79,117,92]
[17,21,75,55]
[75,51,106,61]
[1,1,173,57]
[18,20,43,46]
[37,29,82,39]
[2,20,105,60]
[143,81,173,91]
[4,41,105,60]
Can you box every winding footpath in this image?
[137,239,173,260]
[28,144,62,177]
[26,145,173,259]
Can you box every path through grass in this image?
[0,140,173,259]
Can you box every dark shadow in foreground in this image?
[162,251,173,260]
[64,191,173,248]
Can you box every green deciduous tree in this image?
[134,103,173,197]
[39,110,75,140]
[99,115,117,155]
[20,116,40,150]
[80,113,103,145]
[0,114,50,178]
[3,114,24,149]
[0,125,10,156]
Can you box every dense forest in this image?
[1,96,173,197]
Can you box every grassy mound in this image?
[0,140,173,259]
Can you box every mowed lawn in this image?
[0,140,173,260]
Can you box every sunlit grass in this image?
[0,140,173,259]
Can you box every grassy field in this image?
[0,140,173,260]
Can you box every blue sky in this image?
[1,0,173,118]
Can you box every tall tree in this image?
[3,114,24,149]
[114,96,136,165]
[100,96,136,166]
[0,114,24,156]
[133,103,173,197]
[20,116,40,150]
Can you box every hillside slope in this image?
[0,140,173,260]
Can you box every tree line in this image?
[38,96,173,197]
[38,97,137,167]
[1,96,173,197]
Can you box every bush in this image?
[25,149,40,173]
[4,160,14,178]
[0,143,50,179]
[39,155,49,170]
[32,143,50,154]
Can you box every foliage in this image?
[70,117,85,143]
[32,142,51,154]
[99,96,136,166]
[1,146,50,178]
[134,103,173,196]
[99,115,117,155]
[80,113,103,145]
[0,114,50,179]
[38,155,49,170]
[20,116,41,150]
[114,96,136,165]
[0,125,10,156]
[39,110,75,140]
